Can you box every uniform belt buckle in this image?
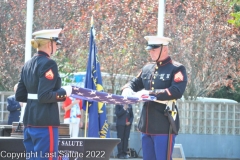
[27,93,38,99]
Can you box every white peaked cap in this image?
[144,36,172,45]
[32,29,62,39]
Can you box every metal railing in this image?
[1,92,239,135]
[0,92,13,124]
[177,100,240,135]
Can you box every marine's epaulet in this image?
[172,60,183,67]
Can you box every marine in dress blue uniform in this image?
[16,29,71,160]
[7,84,21,125]
[7,94,21,125]
[121,36,187,160]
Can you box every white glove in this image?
[62,86,72,97]
[134,90,150,98]
[121,88,134,97]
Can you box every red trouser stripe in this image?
[167,134,173,160]
[48,126,53,160]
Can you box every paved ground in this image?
[110,158,240,160]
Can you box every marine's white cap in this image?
[144,36,171,50]
[32,29,62,45]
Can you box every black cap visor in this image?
[145,44,162,50]
[51,37,62,45]
[55,39,62,45]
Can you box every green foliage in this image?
[52,50,86,86]
[60,73,75,86]
[209,83,240,102]
[226,0,240,27]
[234,3,240,11]
[226,0,240,6]
[228,12,240,27]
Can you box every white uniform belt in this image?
[28,94,38,100]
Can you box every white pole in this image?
[158,0,165,36]
[24,0,34,62]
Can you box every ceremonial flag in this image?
[83,24,110,138]
[72,86,157,105]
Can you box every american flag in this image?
[71,86,156,105]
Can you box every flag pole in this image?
[158,0,165,36]
[25,0,34,62]
[84,101,89,137]
[84,16,94,137]
[91,15,94,27]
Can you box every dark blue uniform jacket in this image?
[15,51,66,127]
[115,104,134,126]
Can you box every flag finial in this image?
[91,16,94,27]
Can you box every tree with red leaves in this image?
[0,0,239,101]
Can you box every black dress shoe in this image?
[124,155,129,159]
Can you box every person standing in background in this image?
[62,96,83,137]
[115,104,134,159]
[7,83,21,125]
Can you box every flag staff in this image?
[84,101,89,137]
[91,15,94,27]
[84,15,94,137]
